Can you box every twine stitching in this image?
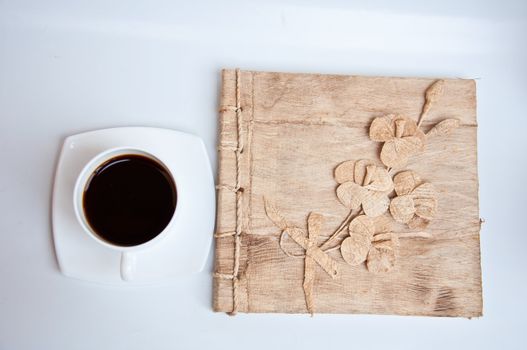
[213,69,244,315]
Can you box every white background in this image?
[1,0,526,349]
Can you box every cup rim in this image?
[73,146,178,252]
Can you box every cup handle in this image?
[120,252,136,281]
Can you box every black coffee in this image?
[83,154,177,247]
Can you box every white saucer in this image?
[52,127,215,284]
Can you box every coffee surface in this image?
[83,154,177,246]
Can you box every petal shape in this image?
[393,170,422,196]
[364,167,394,192]
[353,159,375,186]
[372,214,394,234]
[393,116,426,150]
[411,182,437,199]
[279,230,306,257]
[380,136,422,168]
[414,197,437,220]
[348,215,375,239]
[389,195,416,223]
[369,116,395,142]
[361,191,390,217]
[407,215,430,229]
[336,182,365,209]
[393,116,419,137]
[334,160,355,184]
[366,241,396,273]
[341,235,371,266]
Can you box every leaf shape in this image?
[348,215,375,239]
[334,160,355,184]
[425,80,445,106]
[336,182,365,209]
[389,195,416,223]
[361,191,390,217]
[366,241,396,273]
[341,235,371,266]
[364,167,394,192]
[427,118,460,138]
[369,116,395,142]
[380,136,423,168]
[393,170,422,196]
[307,212,323,239]
[353,159,375,186]
[415,128,426,151]
[414,197,437,220]
[264,198,287,229]
[407,216,430,229]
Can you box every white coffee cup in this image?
[72,147,178,281]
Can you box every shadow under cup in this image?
[80,151,177,247]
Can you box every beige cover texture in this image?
[213,69,482,317]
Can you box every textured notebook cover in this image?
[213,69,482,316]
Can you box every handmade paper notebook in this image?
[213,69,482,317]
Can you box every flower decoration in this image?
[264,199,340,315]
[334,159,393,217]
[369,115,426,169]
[262,79,461,314]
[340,215,398,273]
[389,171,437,229]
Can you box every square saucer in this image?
[52,127,215,284]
